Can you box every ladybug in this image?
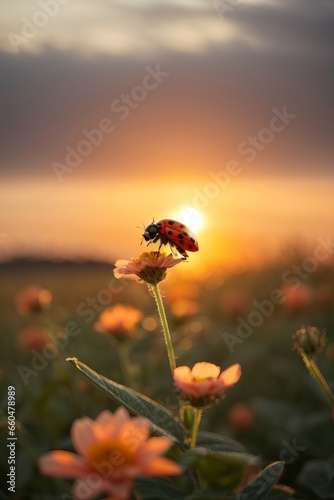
[142,219,199,260]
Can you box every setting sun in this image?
[172,208,205,234]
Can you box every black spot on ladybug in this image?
[180,224,185,228]
[178,233,184,239]
[183,232,188,236]
[167,230,173,236]
[191,237,195,242]
[168,220,174,225]
[188,244,193,249]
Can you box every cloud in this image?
[0,0,333,180]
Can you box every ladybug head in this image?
[143,223,159,241]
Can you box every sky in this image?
[0,0,333,273]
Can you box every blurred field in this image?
[0,257,333,498]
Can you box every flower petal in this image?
[138,437,173,462]
[38,451,89,478]
[72,476,130,500]
[119,417,150,450]
[192,362,220,380]
[173,366,193,384]
[141,457,182,476]
[71,417,97,457]
[95,410,114,425]
[219,363,242,387]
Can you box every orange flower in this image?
[39,407,182,500]
[94,305,142,341]
[18,325,50,351]
[114,252,182,285]
[171,299,199,318]
[174,362,241,407]
[14,285,52,315]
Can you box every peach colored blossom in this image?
[39,407,182,500]
[18,325,50,351]
[174,362,241,400]
[114,252,182,285]
[14,285,52,315]
[94,305,142,340]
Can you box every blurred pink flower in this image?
[174,362,241,406]
[18,325,50,351]
[227,402,256,432]
[114,252,182,285]
[94,305,142,340]
[221,290,248,319]
[39,407,182,500]
[280,283,312,313]
[14,285,52,315]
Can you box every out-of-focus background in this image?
[1,0,334,498]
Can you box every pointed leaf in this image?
[197,431,248,453]
[235,461,285,500]
[67,357,186,449]
[186,486,231,499]
[135,477,184,499]
[182,448,255,490]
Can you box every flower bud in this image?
[292,326,326,358]
[181,405,195,430]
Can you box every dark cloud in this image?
[0,0,333,179]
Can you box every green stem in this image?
[118,342,134,388]
[152,284,176,375]
[303,355,334,408]
[190,408,203,449]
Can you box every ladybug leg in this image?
[176,246,188,260]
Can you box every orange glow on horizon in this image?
[1,176,333,275]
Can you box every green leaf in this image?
[235,461,285,500]
[197,432,248,453]
[135,477,184,499]
[186,486,231,499]
[67,357,186,449]
[182,448,254,491]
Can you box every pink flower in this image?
[94,305,142,341]
[174,362,241,406]
[114,252,183,285]
[227,402,256,432]
[39,407,182,500]
[18,325,50,351]
[280,283,312,313]
[14,285,52,315]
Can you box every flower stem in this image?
[190,408,203,449]
[118,342,135,388]
[152,283,176,375]
[303,355,334,408]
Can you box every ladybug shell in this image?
[157,219,199,252]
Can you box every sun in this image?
[172,208,205,233]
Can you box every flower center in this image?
[133,251,165,265]
[86,439,135,474]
